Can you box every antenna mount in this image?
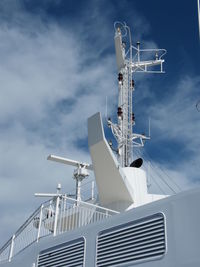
[108,22,166,167]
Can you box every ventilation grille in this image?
[96,213,166,267]
[37,238,85,267]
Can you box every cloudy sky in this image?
[0,0,199,246]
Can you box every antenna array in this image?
[108,22,166,167]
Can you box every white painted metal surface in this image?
[96,213,166,266]
[88,112,167,212]
[37,238,85,267]
[88,112,135,211]
[114,27,125,71]
[47,155,93,170]
[123,167,168,209]
[2,187,200,266]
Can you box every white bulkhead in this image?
[123,167,168,209]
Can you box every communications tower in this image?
[108,22,166,167]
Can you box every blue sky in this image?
[0,0,199,246]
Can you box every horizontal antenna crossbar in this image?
[47,154,93,170]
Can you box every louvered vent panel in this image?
[97,213,166,267]
[37,237,85,267]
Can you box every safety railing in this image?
[0,196,118,263]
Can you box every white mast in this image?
[108,22,166,167]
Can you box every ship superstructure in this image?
[0,22,200,267]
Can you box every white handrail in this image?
[0,196,118,263]
[62,195,120,214]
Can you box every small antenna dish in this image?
[130,158,143,168]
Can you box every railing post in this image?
[8,235,15,262]
[91,181,95,200]
[53,196,60,236]
[37,204,44,242]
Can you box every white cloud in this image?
[0,3,117,245]
[150,75,200,146]
[146,75,200,190]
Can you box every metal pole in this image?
[137,42,140,62]
[8,235,15,262]
[106,210,108,217]
[53,196,60,236]
[147,161,151,188]
[63,195,119,214]
[37,205,43,242]
[91,181,95,200]
[76,179,81,204]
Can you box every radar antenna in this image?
[108,22,166,167]
[47,155,92,202]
